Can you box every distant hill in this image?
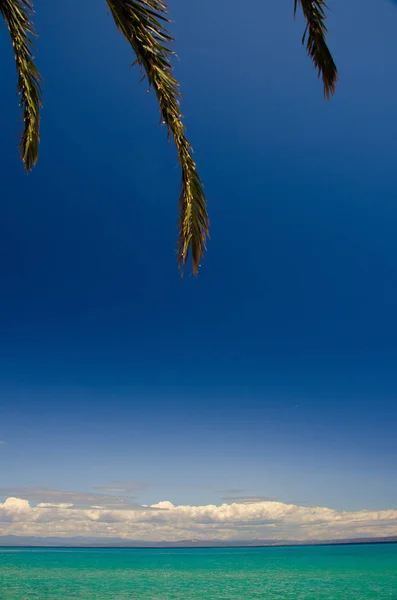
[0,535,396,548]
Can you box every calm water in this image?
[0,544,396,599]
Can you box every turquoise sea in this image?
[0,543,396,599]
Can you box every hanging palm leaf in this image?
[0,0,340,274]
[0,0,42,170]
[294,0,338,98]
[106,0,209,274]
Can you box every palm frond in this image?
[106,0,209,274]
[0,0,42,170]
[294,0,337,98]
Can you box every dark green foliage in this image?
[295,0,338,98]
[0,0,42,170]
[106,0,209,274]
[1,0,338,274]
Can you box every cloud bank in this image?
[1,496,397,541]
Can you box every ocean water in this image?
[0,543,396,599]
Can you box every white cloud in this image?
[220,495,277,504]
[0,488,140,509]
[0,496,396,541]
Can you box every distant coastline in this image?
[1,535,396,549]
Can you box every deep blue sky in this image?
[0,0,397,515]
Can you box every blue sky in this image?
[0,0,397,540]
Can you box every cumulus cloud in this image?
[0,488,140,510]
[0,496,396,542]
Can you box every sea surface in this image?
[0,543,396,599]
